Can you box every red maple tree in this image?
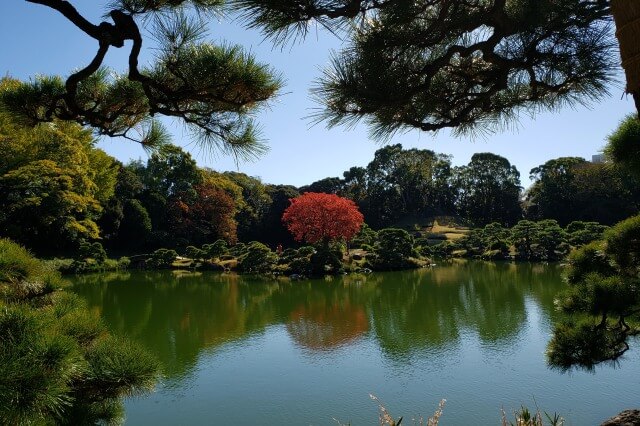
[168,182,238,244]
[282,192,364,245]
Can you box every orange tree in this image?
[282,192,364,274]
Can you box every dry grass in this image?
[443,232,467,240]
[430,220,469,235]
[369,394,446,426]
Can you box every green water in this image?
[71,262,640,425]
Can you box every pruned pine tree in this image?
[3,0,283,159]
[547,215,640,371]
[232,0,625,138]
[5,1,637,147]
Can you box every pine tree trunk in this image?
[610,0,640,116]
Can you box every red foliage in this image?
[282,192,364,244]
[168,182,237,244]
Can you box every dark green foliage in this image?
[146,248,178,269]
[547,319,629,371]
[202,240,229,258]
[564,241,615,285]
[81,336,158,400]
[299,177,342,194]
[481,223,510,255]
[510,220,541,260]
[258,185,300,246]
[0,238,158,423]
[527,157,640,226]
[118,199,152,246]
[457,223,512,260]
[454,153,523,227]
[536,220,568,261]
[566,221,608,247]
[287,248,315,275]
[229,243,248,257]
[309,244,343,275]
[235,0,615,138]
[371,228,414,270]
[2,2,282,157]
[457,229,486,258]
[604,215,640,272]
[509,219,568,261]
[78,242,108,264]
[278,247,316,275]
[605,115,640,177]
[351,224,378,249]
[185,246,206,261]
[296,246,316,257]
[547,215,640,370]
[237,242,277,273]
[353,145,456,228]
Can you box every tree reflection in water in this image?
[71,262,565,380]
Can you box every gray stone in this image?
[601,410,640,426]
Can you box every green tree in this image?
[118,199,153,248]
[223,171,272,242]
[536,219,569,261]
[146,248,178,269]
[526,157,587,225]
[547,215,640,370]
[566,221,608,247]
[371,228,414,270]
[349,144,455,227]
[605,115,640,176]
[571,162,639,225]
[0,160,101,252]
[5,1,638,149]
[299,177,343,195]
[0,99,118,252]
[527,157,640,225]
[260,185,300,246]
[202,239,229,258]
[454,153,522,226]
[510,220,541,260]
[481,222,511,259]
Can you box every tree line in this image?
[1,98,639,255]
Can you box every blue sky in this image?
[1,2,636,188]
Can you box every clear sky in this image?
[1,2,636,189]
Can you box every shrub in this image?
[309,244,343,275]
[185,246,206,261]
[371,228,414,270]
[78,241,108,264]
[0,238,158,424]
[146,249,178,269]
[202,239,228,258]
[237,242,277,274]
[228,243,248,257]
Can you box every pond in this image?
[71,261,640,425]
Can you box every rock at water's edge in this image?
[601,410,640,426]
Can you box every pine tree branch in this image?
[26,0,102,40]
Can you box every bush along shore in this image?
[51,218,609,278]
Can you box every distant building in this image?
[591,154,606,164]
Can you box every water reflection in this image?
[71,262,565,380]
